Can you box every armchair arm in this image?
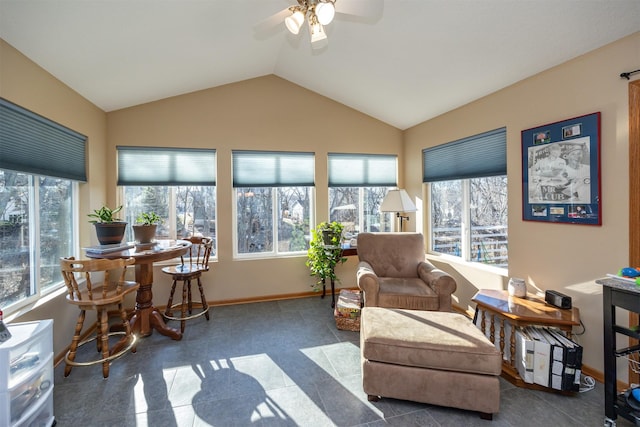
[357,261,380,307]
[418,261,457,311]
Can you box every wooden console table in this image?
[472,289,580,390]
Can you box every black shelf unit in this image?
[599,278,640,426]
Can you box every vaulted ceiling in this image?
[1,1,639,130]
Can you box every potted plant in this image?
[132,211,163,244]
[88,205,127,245]
[306,221,347,291]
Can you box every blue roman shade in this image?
[0,97,87,181]
[328,153,397,187]
[232,150,315,187]
[117,146,216,185]
[422,127,507,182]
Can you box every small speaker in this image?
[545,290,572,309]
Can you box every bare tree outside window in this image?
[1,170,74,310]
[431,177,508,268]
[235,186,312,256]
[329,187,393,235]
[123,185,217,253]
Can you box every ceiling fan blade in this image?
[253,7,291,35]
[335,0,384,20]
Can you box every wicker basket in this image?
[334,289,362,331]
[335,314,360,332]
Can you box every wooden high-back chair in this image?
[60,256,139,378]
[161,236,213,333]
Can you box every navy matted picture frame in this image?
[522,112,601,225]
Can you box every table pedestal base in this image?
[130,283,182,340]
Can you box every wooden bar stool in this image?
[162,236,212,333]
[60,257,139,378]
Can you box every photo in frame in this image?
[522,112,601,225]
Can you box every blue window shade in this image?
[0,98,87,181]
[117,146,216,185]
[422,127,507,182]
[232,150,315,187]
[328,153,397,187]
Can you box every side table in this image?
[319,246,358,308]
[472,289,580,390]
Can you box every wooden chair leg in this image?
[65,310,86,377]
[180,280,188,333]
[197,277,210,321]
[99,309,110,378]
[187,279,193,314]
[119,302,136,353]
[165,279,178,317]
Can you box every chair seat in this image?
[378,278,437,296]
[162,263,208,277]
[66,281,139,307]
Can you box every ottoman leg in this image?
[367,395,380,402]
[480,412,493,420]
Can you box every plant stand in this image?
[320,245,343,308]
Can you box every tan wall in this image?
[106,75,403,306]
[0,39,108,356]
[405,31,640,379]
[2,31,640,379]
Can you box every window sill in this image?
[426,252,508,276]
[4,286,67,322]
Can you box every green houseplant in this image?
[88,205,127,245]
[306,221,347,291]
[132,211,163,244]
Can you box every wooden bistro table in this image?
[472,288,580,389]
[86,239,191,341]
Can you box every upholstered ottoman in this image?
[361,307,502,419]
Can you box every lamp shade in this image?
[309,21,328,48]
[315,1,335,25]
[380,189,417,213]
[285,10,305,34]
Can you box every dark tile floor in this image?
[52,296,631,426]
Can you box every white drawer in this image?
[0,353,53,426]
[14,387,53,427]
[0,320,53,392]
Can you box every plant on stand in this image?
[132,211,163,244]
[306,221,346,292]
[88,205,127,245]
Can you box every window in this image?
[122,186,217,243]
[423,128,508,268]
[118,147,217,253]
[233,151,314,257]
[0,98,85,312]
[328,153,396,234]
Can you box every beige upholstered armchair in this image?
[356,232,456,311]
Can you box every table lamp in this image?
[380,189,417,232]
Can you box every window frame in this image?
[0,171,78,315]
[232,186,314,259]
[424,128,507,269]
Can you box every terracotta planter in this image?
[132,224,157,244]
[94,222,127,245]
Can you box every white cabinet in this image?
[0,319,54,427]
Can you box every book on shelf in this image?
[83,243,134,254]
[515,327,535,384]
[525,326,551,388]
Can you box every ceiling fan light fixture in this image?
[285,8,305,35]
[309,20,327,43]
[315,1,335,25]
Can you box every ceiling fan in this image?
[255,0,384,49]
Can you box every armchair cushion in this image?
[357,232,456,311]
